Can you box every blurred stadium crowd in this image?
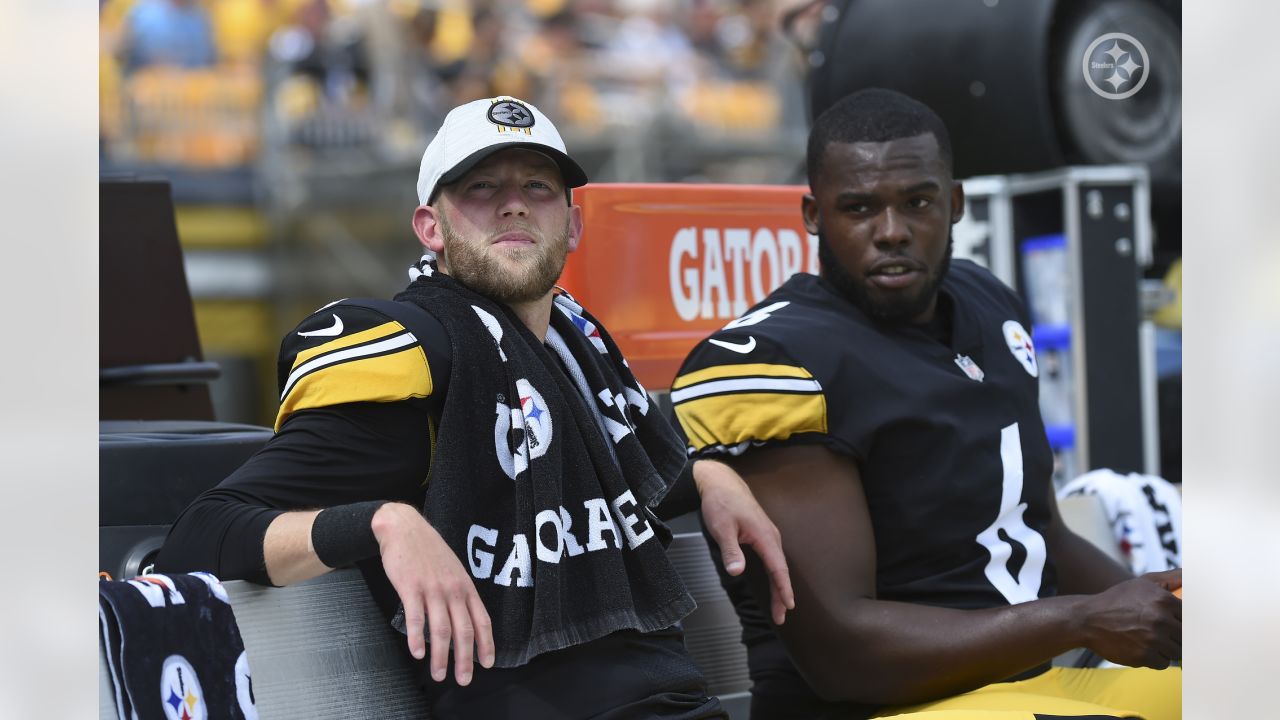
[99,0,822,425]
[99,0,810,178]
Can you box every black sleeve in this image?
[154,400,434,585]
[654,460,700,521]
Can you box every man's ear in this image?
[801,193,820,235]
[412,204,444,254]
[950,182,965,224]
[566,204,584,253]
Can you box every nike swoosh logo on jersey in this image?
[709,336,757,354]
[297,314,344,338]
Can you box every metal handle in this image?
[100,362,222,386]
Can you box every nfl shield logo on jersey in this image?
[1002,321,1038,377]
[954,354,985,382]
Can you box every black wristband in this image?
[311,501,387,569]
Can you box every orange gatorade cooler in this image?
[562,184,812,390]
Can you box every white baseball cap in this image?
[415,96,589,205]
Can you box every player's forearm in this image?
[262,510,329,586]
[265,500,399,586]
[1049,524,1134,595]
[792,593,1088,705]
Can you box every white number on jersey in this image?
[975,422,1048,604]
[723,301,790,330]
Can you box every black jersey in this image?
[672,260,1058,716]
[274,299,451,431]
[158,297,720,719]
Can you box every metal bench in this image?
[100,529,754,720]
[99,496,1123,719]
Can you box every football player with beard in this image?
[158,96,794,720]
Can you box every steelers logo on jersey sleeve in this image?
[1002,320,1038,377]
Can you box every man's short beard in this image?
[818,230,953,324]
[438,211,570,304]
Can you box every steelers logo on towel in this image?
[516,378,553,458]
[494,378,555,480]
[1002,320,1038,378]
[188,571,230,605]
[235,651,259,720]
[160,655,207,720]
[488,99,536,129]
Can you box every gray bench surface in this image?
[100,495,1123,719]
[101,531,752,719]
[226,570,432,719]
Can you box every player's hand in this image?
[1079,574,1182,669]
[693,458,795,625]
[1140,567,1182,594]
[371,502,495,685]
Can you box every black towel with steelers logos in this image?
[389,259,694,668]
[99,573,257,720]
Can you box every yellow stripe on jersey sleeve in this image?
[671,362,814,390]
[292,321,406,370]
[275,343,432,431]
[675,391,827,451]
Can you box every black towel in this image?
[99,572,258,720]
[390,259,694,667]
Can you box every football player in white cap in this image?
[158,97,793,720]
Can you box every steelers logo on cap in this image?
[488,100,536,129]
